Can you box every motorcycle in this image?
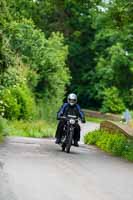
[60,115,79,153]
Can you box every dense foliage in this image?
[92,0,133,111]
[26,0,133,112]
[0,0,70,120]
[84,130,133,161]
[0,0,133,122]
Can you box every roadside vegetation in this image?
[0,0,133,139]
[86,116,104,123]
[0,117,56,139]
[84,130,133,162]
[8,120,56,138]
[0,117,7,142]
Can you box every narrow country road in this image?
[0,122,133,200]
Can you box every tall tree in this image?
[31,0,100,108]
[92,0,133,111]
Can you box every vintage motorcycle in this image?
[60,115,79,153]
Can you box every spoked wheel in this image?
[66,131,73,153]
[61,143,66,152]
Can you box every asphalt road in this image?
[0,122,133,200]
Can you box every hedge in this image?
[84,130,133,162]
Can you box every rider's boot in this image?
[55,138,61,144]
[74,140,79,147]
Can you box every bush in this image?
[97,133,126,156]
[84,131,101,145]
[111,134,126,156]
[0,88,21,119]
[122,140,133,161]
[101,87,125,113]
[84,130,133,161]
[11,85,36,120]
[0,85,36,120]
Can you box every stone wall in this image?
[100,120,133,138]
[82,109,121,121]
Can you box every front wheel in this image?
[62,143,66,152]
[66,130,73,153]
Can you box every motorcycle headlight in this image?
[70,119,75,124]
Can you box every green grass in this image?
[6,120,57,138]
[86,116,104,123]
[0,117,7,142]
[84,130,133,162]
[0,135,3,143]
[0,116,57,140]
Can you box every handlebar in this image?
[58,115,79,121]
[58,116,85,123]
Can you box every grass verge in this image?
[0,117,57,139]
[7,120,56,138]
[0,134,3,143]
[0,117,7,142]
[86,116,103,123]
[84,130,133,162]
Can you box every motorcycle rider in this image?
[55,93,85,147]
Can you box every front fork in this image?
[61,125,75,144]
[65,126,74,144]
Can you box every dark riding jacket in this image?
[57,103,85,122]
